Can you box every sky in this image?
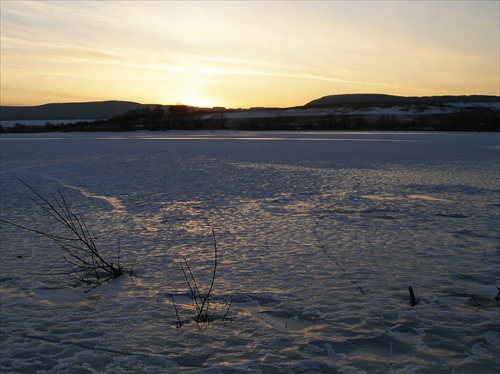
[1,1,499,109]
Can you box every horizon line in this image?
[2,92,499,110]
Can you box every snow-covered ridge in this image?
[220,101,500,119]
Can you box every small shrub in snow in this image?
[0,180,136,288]
[171,229,232,328]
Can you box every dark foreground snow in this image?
[1,131,499,373]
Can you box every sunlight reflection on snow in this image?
[0,131,498,373]
[407,194,448,201]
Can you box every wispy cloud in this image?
[1,0,498,107]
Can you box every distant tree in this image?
[339,115,352,130]
[203,113,227,130]
[11,123,29,133]
[168,105,194,129]
[150,105,166,130]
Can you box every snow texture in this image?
[1,131,499,373]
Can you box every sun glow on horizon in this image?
[1,1,498,108]
[174,93,218,109]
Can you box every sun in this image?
[174,86,218,108]
[156,81,220,108]
[178,95,215,108]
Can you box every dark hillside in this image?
[0,101,150,120]
[305,94,500,107]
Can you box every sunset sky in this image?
[1,1,499,108]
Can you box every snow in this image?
[219,102,500,119]
[1,131,499,373]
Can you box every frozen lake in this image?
[1,131,499,373]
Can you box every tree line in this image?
[1,105,498,133]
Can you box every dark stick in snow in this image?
[409,287,417,306]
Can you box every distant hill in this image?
[1,94,499,133]
[0,101,149,121]
[305,94,500,106]
[2,95,499,121]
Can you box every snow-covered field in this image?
[220,101,500,120]
[1,131,499,373]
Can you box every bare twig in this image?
[176,229,232,328]
[197,228,218,322]
[0,180,134,287]
[409,287,417,306]
[171,296,182,328]
[222,295,233,321]
[181,259,202,316]
[471,294,481,308]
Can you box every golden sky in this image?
[1,1,499,108]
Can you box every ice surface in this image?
[1,131,499,373]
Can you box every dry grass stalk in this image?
[172,229,232,328]
[1,180,135,287]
